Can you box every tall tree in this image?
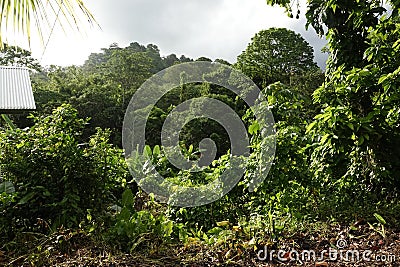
[235,28,318,88]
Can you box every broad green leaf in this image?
[248,121,260,135]
[143,145,152,158]
[374,213,386,225]
[122,189,134,207]
[216,220,230,227]
[0,181,15,194]
[359,69,370,77]
[162,220,174,237]
[347,123,354,131]
[117,207,131,221]
[208,227,223,235]
[359,135,364,145]
[18,192,36,205]
[153,145,161,157]
[378,75,388,85]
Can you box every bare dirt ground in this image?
[1,221,399,266]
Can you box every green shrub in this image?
[109,189,176,252]
[0,104,128,234]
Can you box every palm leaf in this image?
[0,0,98,50]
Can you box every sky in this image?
[5,0,329,69]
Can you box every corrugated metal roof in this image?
[0,66,36,112]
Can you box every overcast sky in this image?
[12,0,328,69]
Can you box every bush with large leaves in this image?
[265,0,400,216]
[307,7,400,207]
[0,104,128,235]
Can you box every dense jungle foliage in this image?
[0,0,400,265]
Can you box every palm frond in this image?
[0,0,98,50]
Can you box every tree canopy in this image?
[236,27,318,88]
